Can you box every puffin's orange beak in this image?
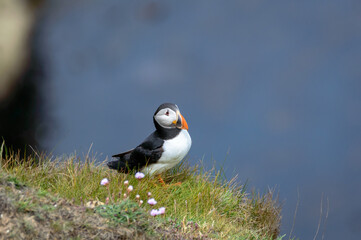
[174,111,189,130]
[179,112,188,130]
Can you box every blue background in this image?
[36,1,361,239]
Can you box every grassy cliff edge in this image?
[0,150,285,239]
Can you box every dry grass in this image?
[0,147,285,239]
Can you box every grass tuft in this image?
[95,199,149,229]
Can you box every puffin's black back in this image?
[107,131,165,172]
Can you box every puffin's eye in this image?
[165,111,169,116]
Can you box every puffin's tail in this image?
[107,160,127,171]
[108,149,133,172]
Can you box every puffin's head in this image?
[153,103,188,130]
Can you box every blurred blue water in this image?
[38,1,361,239]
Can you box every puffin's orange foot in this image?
[158,174,166,186]
[157,175,182,187]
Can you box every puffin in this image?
[107,103,192,175]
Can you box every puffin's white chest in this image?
[160,130,191,163]
[143,130,192,174]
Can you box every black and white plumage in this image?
[107,103,191,175]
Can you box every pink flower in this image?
[158,207,165,215]
[147,192,152,197]
[139,200,143,205]
[127,185,133,193]
[136,194,140,200]
[124,180,129,186]
[135,172,145,179]
[100,178,109,186]
[147,198,157,206]
[150,207,165,216]
[150,209,159,216]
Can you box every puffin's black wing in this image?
[107,132,164,173]
[107,149,133,171]
[112,149,133,158]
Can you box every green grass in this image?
[0,149,285,239]
[95,200,149,228]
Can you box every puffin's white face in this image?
[154,108,178,129]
